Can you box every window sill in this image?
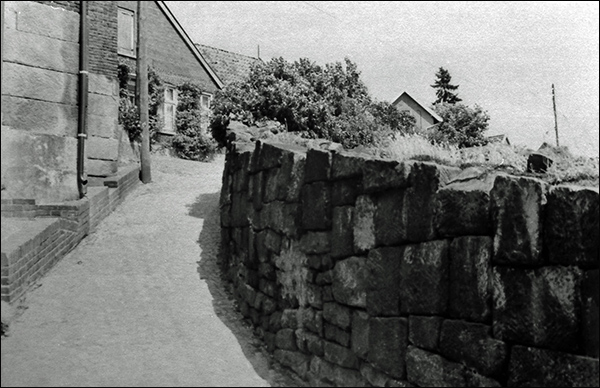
[118,51,137,59]
[157,131,176,136]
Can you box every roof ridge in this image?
[195,43,260,61]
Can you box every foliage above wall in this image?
[210,57,416,149]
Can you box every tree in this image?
[211,57,411,149]
[431,67,462,104]
[430,102,490,148]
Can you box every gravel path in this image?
[0,154,302,387]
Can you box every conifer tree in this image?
[431,67,462,104]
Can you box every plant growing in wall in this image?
[172,82,218,162]
[117,63,165,145]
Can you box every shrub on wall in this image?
[172,82,218,162]
[211,57,413,149]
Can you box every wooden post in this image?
[137,0,151,183]
[552,83,559,147]
[2,1,5,100]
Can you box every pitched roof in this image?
[195,44,262,86]
[156,2,224,89]
[392,91,443,123]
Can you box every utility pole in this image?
[137,0,151,183]
[552,83,559,147]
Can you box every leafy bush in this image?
[430,102,490,148]
[117,64,164,144]
[172,82,218,162]
[211,57,412,149]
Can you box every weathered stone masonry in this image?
[220,134,599,387]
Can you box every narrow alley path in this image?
[0,154,302,387]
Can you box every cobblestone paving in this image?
[1,154,305,387]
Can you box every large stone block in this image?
[353,195,376,253]
[439,319,508,377]
[1,129,79,203]
[363,158,412,193]
[404,162,461,242]
[406,346,467,387]
[332,256,368,308]
[400,240,450,315]
[8,1,79,42]
[374,189,407,246]
[323,302,352,329]
[88,113,118,139]
[87,136,119,161]
[491,175,548,265]
[545,185,599,267]
[274,349,311,379]
[331,151,364,180]
[507,345,599,387]
[4,28,79,74]
[301,181,332,230]
[305,148,332,182]
[274,149,306,202]
[368,317,408,379]
[351,310,370,359]
[581,269,599,358]
[3,62,78,105]
[324,322,350,347]
[309,356,368,387]
[258,142,285,170]
[88,74,119,97]
[331,178,362,206]
[275,328,298,351]
[366,246,403,316]
[331,206,354,259]
[299,232,330,254]
[434,175,494,237]
[87,93,119,118]
[492,266,581,353]
[262,167,281,202]
[448,236,493,322]
[323,341,359,369]
[1,95,78,137]
[408,315,443,352]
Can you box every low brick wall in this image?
[220,137,599,387]
[1,164,140,302]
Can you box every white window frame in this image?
[200,93,212,111]
[118,8,136,57]
[161,86,178,134]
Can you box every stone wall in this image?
[1,1,130,202]
[220,135,599,387]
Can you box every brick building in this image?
[1,1,223,203]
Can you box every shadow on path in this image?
[188,193,306,387]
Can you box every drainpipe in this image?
[77,1,89,198]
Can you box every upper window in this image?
[118,8,136,57]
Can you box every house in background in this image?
[391,91,443,132]
[487,133,511,145]
[1,1,222,204]
[196,44,262,87]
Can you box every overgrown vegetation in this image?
[172,82,218,162]
[117,63,165,145]
[211,57,415,149]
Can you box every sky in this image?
[165,1,599,157]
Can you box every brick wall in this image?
[88,1,118,77]
[117,0,219,92]
[220,130,600,387]
[32,1,79,13]
[1,164,141,302]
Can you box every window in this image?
[162,87,178,134]
[118,8,136,57]
[200,93,212,111]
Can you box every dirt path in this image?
[0,154,303,387]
